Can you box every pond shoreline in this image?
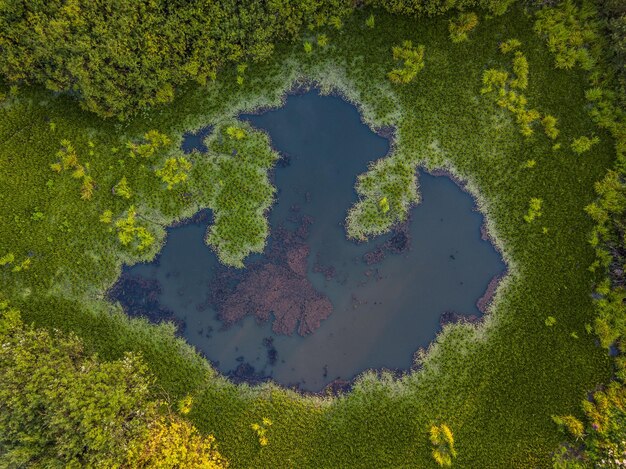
[109,90,507,396]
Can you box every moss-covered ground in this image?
[0,6,616,467]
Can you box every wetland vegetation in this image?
[1,0,625,467]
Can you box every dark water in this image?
[114,91,506,391]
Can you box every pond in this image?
[111,90,506,392]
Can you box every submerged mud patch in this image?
[211,215,333,336]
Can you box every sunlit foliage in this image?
[156,157,192,190]
[115,206,155,252]
[448,12,479,43]
[429,424,457,467]
[534,0,601,71]
[523,197,543,223]
[553,381,626,467]
[128,131,171,159]
[571,135,600,154]
[388,41,425,84]
[250,418,273,447]
[0,305,227,468]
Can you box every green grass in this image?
[0,5,616,467]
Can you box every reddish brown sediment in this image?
[439,310,480,327]
[213,216,333,336]
[313,253,336,280]
[476,273,504,313]
[362,220,411,265]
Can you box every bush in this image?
[429,424,457,467]
[0,306,227,468]
[534,0,602,71]
[388,41,426,84]
[448,12,479,43]
[571,135,600,154]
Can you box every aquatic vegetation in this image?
[346,156,418,240]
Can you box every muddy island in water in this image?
[110,90,506,392]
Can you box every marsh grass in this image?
[0,5,617,467]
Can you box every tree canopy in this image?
[0,304,227,468]
[0,0,353,119]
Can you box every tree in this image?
[388,41,425,84]
[114,176,133,199]
[155,157,192,190]
[0,1,354,119]
[0,305,227,468]
[429,423,457,467]
[126,414,228,468]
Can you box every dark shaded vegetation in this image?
[0,0,354,119]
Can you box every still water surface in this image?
[114,91,506,391]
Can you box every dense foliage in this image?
[200,122,279,267]
[531,0,626,465]
[0,0,353,119]
[0,304,226,468]
[365,0,514,17]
